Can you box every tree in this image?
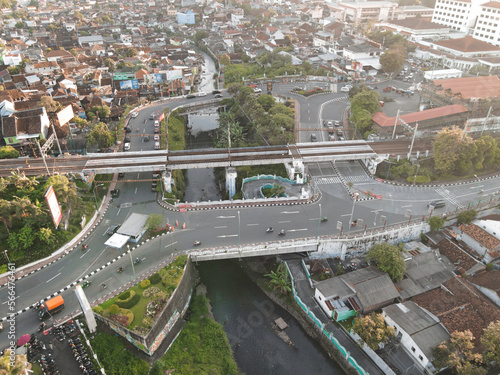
[0,199,13,234]
[433,330,485,374]
[481,320,500,364]
[151,59,159,68]
[433,126,473,175]
[145,213,164,234]
[0,146,19,159]
[46,175,78,211]
[220,53,231,66]
[257,94,275,111]
[366,243,406,281]
[125,48,138,57]
[264,263,291,294]
[457,210,477,225]
[87,122,114,150]
[380,49,406,73]
[352,312,395,350]
[37,96,62,113]
[428,216,445,232]
[194,30,208,43]
[15,21,25,29]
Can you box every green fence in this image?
[242,174,298,185]
[285,262,367,375]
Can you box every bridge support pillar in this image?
[290,160,305,183]
[163,171,172,193]
[226,167,237,199]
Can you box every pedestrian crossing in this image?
[312,175,371,185]
[344,175,373,183]
[435,188,465,209]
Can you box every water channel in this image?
[198,260,346,375]
[184,109,222,202]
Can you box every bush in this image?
[486,263,495,271]
[93,306,104,314]
[140,279,151,289]
[118,290,130,300]
[457,209,477,225]
[148,273,161,284]
[406,175,431,184]
[115,290,140,309]
[143,286,160,298]
[109,304,120,314]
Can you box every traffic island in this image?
[92,255,197,356]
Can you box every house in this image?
[456,222,500,263]
[315,266,400,319]
[177,10,195,25]
[1,107,50,146]
[382,301,450,372]
[25,61,59,75]
[46,49,73,62]
[468,271,500,307]
[78,35,105,47]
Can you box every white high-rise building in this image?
[472,2,500,45]
[431,0,486,33]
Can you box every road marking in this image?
[164,241,178,248]
[281,211,299,214]
[46,272,61,284]
[288,228,308,232]
[247,223,259,226]
[469,185,483,189]
[135,187,138,194]
[80,252,88,259]
[341,214,351,217]
[2,296,19,304]
[217,234,238,238]
[401,205,413,208]
[309,218,321,221]
[278,220,291,223]
[214,226,227,229]
[217,215,235,219]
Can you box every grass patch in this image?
[90,331,149,375]
[167,109,186,151]
[151,294,241,375]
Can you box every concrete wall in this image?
[95,257,197,355]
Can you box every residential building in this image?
[339,1,398,26]
[177,10,195,25]
[431,0,483,33]
[78,35,105,47]
[1,107,50,146]
[456,222,500,263]
[382,302,450,372]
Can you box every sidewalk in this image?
[285,259,384,375]
[0,178,117,286]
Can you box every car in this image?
[154,128,159,134]
[338,135,345,141]
[154,120,159,127]
[124,142,131,151]
[337,130,344,137]
[428,200,446,209]
[340,86,350,92]
[154,135,160,141]
[326,121,333,127]
[106,224,120,235]
[311,133,317,142]
[111,189,120,198]
[150,113,156,120]
[214,94,223,98]
[154,141,160,150]
[334,120,341,127]
[143,135,150,142]
[186,94,196,99]
[249,84,257,88]
[212,90,221,94]
[126,126,132,133]
[118,172,125,178]
[254,87,262,93]
[329,135,335,141]
[131,112,138,118]
[124,137,131,143]
[198,92,207,96]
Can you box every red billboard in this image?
[44,186,62,228]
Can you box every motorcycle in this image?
[134,257,141,265]
[321,217,328,222]
[117,266,125,273]
[279,230,286,236]
[81,244,88,251]
[82,281,91,288]
[193,241,201,246]
[350,220,358,227]
[266,227,274,233]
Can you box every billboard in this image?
[44,185,62,228]
[119,79,139,90]
[154,73,162,83]
[56,105,74,126]
[166,70,182,81]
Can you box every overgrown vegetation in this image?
[90,331,149,375]
[366,243,406,282]
[264,263,291,295]
[349,85,381,139]
[151,294,241,375]
[352,312,395,351]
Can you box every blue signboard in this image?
[120,79,139,90]
[154,73,162,83]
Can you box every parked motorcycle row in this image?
[69,335,97,375]
[26,334,60,375]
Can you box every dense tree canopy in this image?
[87,122,114,150]
[352,312,395,350]
[366,243,406,281]
[481,320,500,364]
[380,49,406,73]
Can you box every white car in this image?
[124,142,131,151]
[340,86,351,92]
[254,88,262,93]
[154,135,160,141]
[154,141,160,150]
[197,92,207,97]
[131,112,138,118]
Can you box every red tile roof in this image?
[432,75,500,99]
[372,104,468,127]
[481,1,500,9]
[434,35,500,53]
[468,271,500,294]
[458,223,500,258]
[436,238,479,273]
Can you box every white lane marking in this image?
[2,296,19,304]
[164,241,178,248]
[217,234,238,238]
[288,228,308,232]
[281,211,299,214]
[247,223,259,226]
[341,214,351,217]
[46,272,61,284]
[80,252,88,259]
[214,226,227,229]
[401,205,413,208]
[217,216,235,219]
[278,220,291,223]
[135,187,138,194]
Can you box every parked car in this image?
[124,137,131,143]
[118,172,125,178]
[154,141,160,150]
[311,133,317,142]
[329,134,335,141]
[124,142,131,151]
[154,120,159,127]
[326,121,333,127]
[154,128,159,134]
[131,111,138,118]
[214,94,223,98]
[126,126,132,133]
[334,120,341,127]
[154,135,160,141]
[212,90,221,94]
[197,91,207,96]
[254,87,262,93]
[249,84,257,88]
[186,94,196,99]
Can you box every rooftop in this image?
[387,18,448,30]
[458,223,500,258]
[432,75,500,99]
[433,36,500,53]
[372,104,468,127]
[434,238,480,274]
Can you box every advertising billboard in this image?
[44,185,62,228]
[119,79,140,90]
[56,105,74,126]
[154,73,162,83]
[166,70,182,81]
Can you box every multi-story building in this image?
[473,2,500,45]
[432,0,486,33]
[177,9,195,25]
[339,1,398,26]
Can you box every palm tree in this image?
[12,196,41,220]
[0,199,13,234]
[10,170,39,191]
[265,264,291,295]
[270,184,286,197]
[46,175,78,211]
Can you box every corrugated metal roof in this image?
[372,104,468,127]
[117,213,148,238]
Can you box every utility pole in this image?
[36,140,50,175]
[392,109,400,139]
[407,122,418,160]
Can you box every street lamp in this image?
[317,203,322,241]
[129,251,137,285]
[4,250,10,263]
[412,164,421,186]
[238,210,241,249]
[348,194,358,234]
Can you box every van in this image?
[428,200,446,209]
[311,134,317,142]
[150,113,156,120]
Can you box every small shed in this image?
[116,213,149,243]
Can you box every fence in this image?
[242,174,298,185]
[284,262,368,375]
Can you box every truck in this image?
[38,295,64,321]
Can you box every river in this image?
[198,260,346,375]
